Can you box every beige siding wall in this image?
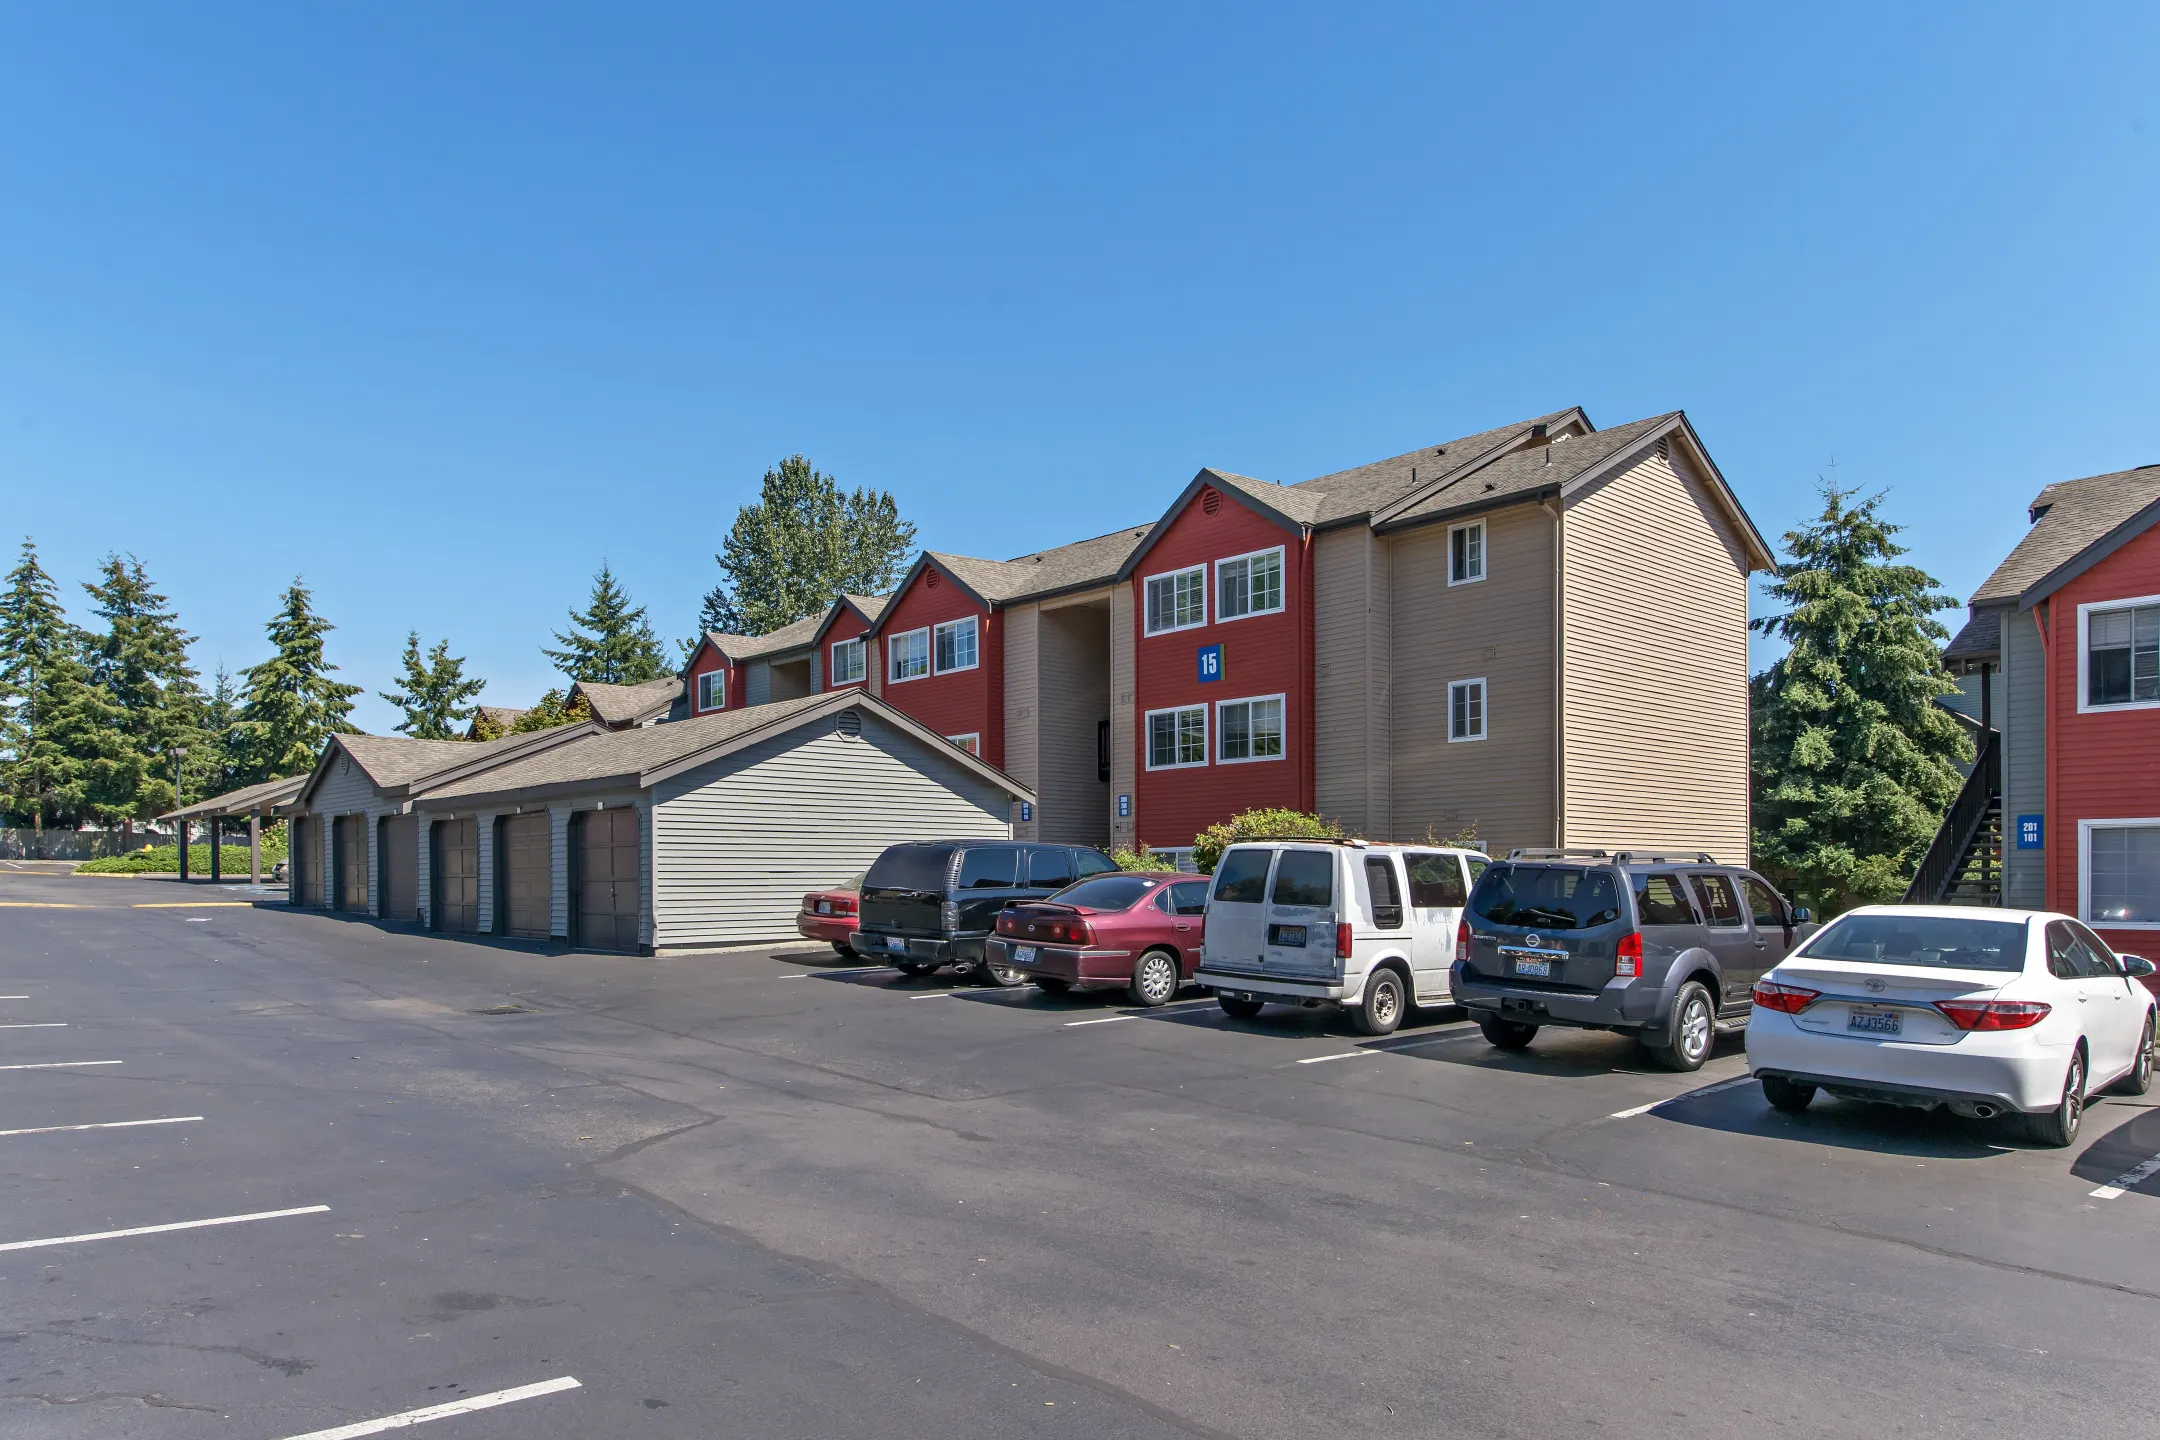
[1037,599,1112,846]
[1560,439,1751,863]
[298,756,396,913]
[1109,583,1137,849]
[1313,525,1393,838]
[1003,603,1041,839]
[1385,502,1558,854]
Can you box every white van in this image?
[1195,840,1487,1034]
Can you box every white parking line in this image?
[0,1204,329,1253]
[276,1375,582,1439]
[1065,1015,1134,1027]
[0,1116,202,1138]
[2090,1151,2160,1200]
[909,991,953,1000]
[0,1022,66,1028]
[1298,1050,1382,1065]
[0,1060,121,1071]
[1608,1075,1755,1119]
[0,995,29,1000]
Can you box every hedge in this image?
[77,836,288,875]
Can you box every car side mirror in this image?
[2122,955,2156,979]
[1790,907,1813,924]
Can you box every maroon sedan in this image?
[983,871,1209,1006]
[796,873,865,956]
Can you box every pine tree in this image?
[0,541,133,831]
[380,632,487,739]
[235,579,363,783]
[82,554,203,830]
[199,664,244,795]
[1751,483,1972,915]
[696,455,917,639]
[543,563,669,685]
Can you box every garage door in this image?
[432,818,479,933]
[574,808,640,951]
[334,815,369,911]
[378,814,418,920]
[498,812,552,939]
[291,817,322,907]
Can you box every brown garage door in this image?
[291,816,322,907]
[378,814,418,920]
[498,812,552,939]
[573,808,640,952]
[432,818,479,933]
[334,814,369,911]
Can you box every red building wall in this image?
[684,640,743,715]
[821,609,873,693]
[873,564,1004,767]
[2045,523,2160,964]
[1130,489,1313,852]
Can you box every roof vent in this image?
[835,709,863,740]
[1200,487,1223,516]
[926,568,941,589]
[1530,423,1550,442]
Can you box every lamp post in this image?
[172,746,188,882]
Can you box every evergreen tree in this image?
[696,455,917,639]
[379,632,487,739]
[1751,483,1972,915]
[82,554,203,828]
[234,579,362,782]
[506,687,591,733]
[0,541,132,830]
[543,563,669,685]
[199,664,244,795]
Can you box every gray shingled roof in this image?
[1381,413,1680,527]
[897,525,1155,612]
[1943,609,2002,662]
[702,610,829,663]
[1196,470,1331,527]
[1969,466,2160,607]
[1294,411,1583,524]
[574,675,683,726]
[160,774,306,822]
[471,705,527,728]
[839,593,888,623]
[336,731,560,791]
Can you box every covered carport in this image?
[157,775,306,885]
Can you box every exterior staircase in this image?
[1906,731,2002,906]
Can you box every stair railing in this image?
[1905,729,2001,904]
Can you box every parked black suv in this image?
[855,840,1119,983]
[1451,849,1813,1071]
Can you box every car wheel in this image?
[1034,977,1072,996]
[1478,1016,1537,1051]
[1218,994,1266,1020]
[1128,950,1180,1008]
[1647,981,1717,1073]
[831,940,857,959]
[2114,1013,2156,1096]
[1351,967,1406,1036]
[1761,1076,1815,1113]
[978,958,1028,988]
[894,960,937,977]
[2025,1051,2086,1148]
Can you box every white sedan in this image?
[1745,906,2157,1146]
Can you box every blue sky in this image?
[4,3,2155,734]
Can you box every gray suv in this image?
[1451,849,1813,1071]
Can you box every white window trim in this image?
[932,615,980,676]
[1143,703,1210,770]
[1448,520,1487,587]
[888,626,931,684]
[946,732,981,755]
[1143,563,1209,637]
[1448,677,1488,742]
[829,637,866,686]
[2076,592,2160,715]
[696,670,725,712]
[1215,692,1287,765]
[2078,817,2160,932]
[1213,545,1287,625]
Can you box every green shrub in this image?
[1108,843,1163,872]
[76,832,288,875]
[1189,808,1345,875]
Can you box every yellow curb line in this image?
[0,902,82,908]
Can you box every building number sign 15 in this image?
[1197,643,1223,683]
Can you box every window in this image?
[889,628,929,682]
[1166,880,1210,914]
[1450,521,1485,585]
[934,616,978,674]
[1797,914,2026,971]
[956,847,1017,889]
[1742,876,1787,931]
[1150,847,1201,874]
[2046,921,2111,979]
[1146,705,1207,769]
[2084,599,2159,709]
[1468,864,1620,930]
[1217,695,1284,763]
[1145,565,1207,634]
[696,670,724,711]
[830,638,865,685]
[1448,678,1486,741]
[2085,821,2160,926]
[1364,857,1405,929]
[1405,851,1467,908]
[1633,874,1696,926]
[1075,850,1119,878]
[1025,847,1074,888]
[1689,872,1744,928]
[1212,848,1272,903]
[1216,547,1284,621]
[1270,850,1335,907]
[2072,922,2126,975]
[947,733,980,756]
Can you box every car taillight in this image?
[1336,922,1353,959]
[940,901,959,931]
[1455,917,1470,965]
[1935,999,2051,1031]
[835,897,856,916]
[1072,921,1094,947]
[1752,979,1818,1014]
[1615,931,1643,979]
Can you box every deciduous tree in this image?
[695,455,917,641]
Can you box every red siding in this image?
[821,609,873,693]
[1130,489,1313,852]
[873,563,1003,766]
[2044,520,2160,965]
[684,639,743,715]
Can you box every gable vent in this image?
[835,709,863,739]
[1655,437,1670,461]
[1200,487,1223,516]
[925,568,941,589]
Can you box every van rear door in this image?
[1404,850,1469,1001]
[1204,847,1274,974]
[1261,847,1339,980]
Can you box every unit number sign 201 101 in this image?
[1197,643,1223,683]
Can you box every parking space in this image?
[7,868,2159,1438]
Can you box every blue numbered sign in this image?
[1197,643,1223,683]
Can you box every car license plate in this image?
[1268,924,1307,947]
[1012,946,1036,965]
[884,935,906,954]
[1513,957,1551,978]
[816,900,831,915]
[1847,1007,1902,1036]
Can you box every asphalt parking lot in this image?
[5,870,2159,1438]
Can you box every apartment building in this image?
[681,594,888,717]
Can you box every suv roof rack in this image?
[1236,835,1369,847]
[1504,848,1721,865]
[1505,848,1612,860]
